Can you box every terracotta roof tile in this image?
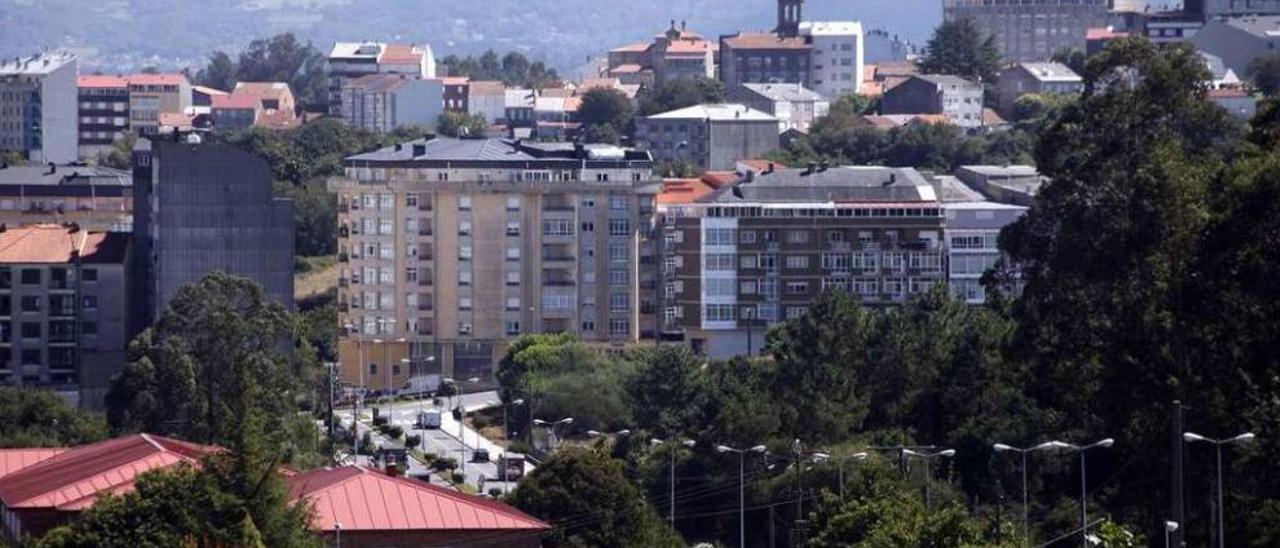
[0,224,129,264]
[125,73,188,87]
[658,178,718,205]
[212,94,259,109]
[77,75,128,89]
[722,32,810,50]
[379,44,424,64]
[610,43,651,53]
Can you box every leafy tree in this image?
[1248,52,1280,96]
[501,51,531,85]
[919,18,1001,82]
[1051,47,1088,75]
[196,51,236,92]
[442,50,561,89]
[509,448,681,547]
[437,111,489,138]
[195,33,327,110]
[0,388,107,448]
[808,491,988,548]
[637,77,725,116]
[625,345,705,437]
[582,122,620,144]
[577,88,634,134]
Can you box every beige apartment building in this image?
[330,137,658,391]
[126,74,192,136]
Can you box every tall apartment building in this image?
[943,0,1107,63]
[130,137,294,335]
[76,75,130,159]
[341,75,443,133]
[330,137,658,390]
[800,21,865,99]
[635,104,779,171]
[327,42,435,117]
[1190,0,1280,18]
[126,74,192,137]
[659,165,947,358]
[0,164,132,232]
[0,224,130,408]
[0,52,78,164]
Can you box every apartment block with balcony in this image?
[659,165,946,358]
[330,137,657,392]
[125,74,192,137]
[327,42,436,117]
[0,224,130,409]
[76,75,130,158]
[0,52,78,164]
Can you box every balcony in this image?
[545,278,575,287]
[417,302,434,312]
[417,227,433,237]
[418,277,433,287]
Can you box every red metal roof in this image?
[0,449,65,480]
[288,466,549,533]
[0,434,218,511]
[77,75,128,89]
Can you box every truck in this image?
[401,375,442,397]
[417,409,442,429]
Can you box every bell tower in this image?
[776,0,804,37]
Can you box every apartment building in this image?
[881,74,985,128]
[327,42,435,117]
[329,137,658,390]
[800,21,865,99]
[441,77,470,113]
[659,165,947,358]
[943,0,1107,63]
[126,74,192,137]
[997,62,1083,116]
[943,201,1026,304]
[0,224,130,408]
[467,81,507,125]
[130,137,294,336]
[727,83,829,133]
[0,164,132,232]
[635,104,779,171]
[606,21,717,86]
[0,52,78,164]
[341,74,443,133]
[76,75,130,159]
[1192,15,1280,76]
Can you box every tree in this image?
[582,123,620,144]
[1248,52,1280,96]
[0,388,107,448]
[509,448,681,547]
[196,51,236,92]
[1051,47,1088,75]
[625,346,705,436]
[577,88,634,134]
[106,272,320,454]
[194,33,327,110]
[501,51,531,86]
[637,77,725,116]
[919,18,1002,82]
[437,111,489,138]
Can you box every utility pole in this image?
[1171,400,1185,548]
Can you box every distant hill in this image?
[0,0,938,74]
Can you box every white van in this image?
[417,409,442,429]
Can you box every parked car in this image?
[472,448,491,463]
[417,409,442,429]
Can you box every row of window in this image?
[0,267,98,289]
[701,252,943,272]
[699,228,935,246]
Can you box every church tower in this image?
[775,0,804,37]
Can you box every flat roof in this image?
[647,103,777,122]
[704,166,937,204]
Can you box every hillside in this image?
[0,0,938,74]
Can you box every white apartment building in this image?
[800,21,864,99]
[0,52,78,164]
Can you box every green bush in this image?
[487,487,503,498]
[507,440,533,454]
[372,415,388,427]
[405,434,422,448]
[359,432,374,455]
[423,452,438,462]
[471,415,492,430]
[385,425,403,439]
[432,457,458,472]
[450,472,466,484]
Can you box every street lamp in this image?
[716,444,768,548]
[902,448,956,510]
[533,417,574,450]
[343,323,367,460]
[444,376,482,479]
[652,437,697,525]
[1044,438,1113,548]
[994,441,1065,547]
[484,398,526,495]
[1183,431,1255,548]
[1164,521,1179,548]
[835,452,869,503]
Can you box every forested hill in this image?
[0,0,938,74]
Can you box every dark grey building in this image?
[635,104,780,171]
[943,0,1107,63]
[881,74,985,128]
[1191,15,1280,76]
[130,136,294,334]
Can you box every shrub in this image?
[507,440,533,454]
[488,487,503,498]
[450,472,466,484]
[359,432,374,455]
[385,425,404,439]
[372,415,388,427]
[405,434,422,448]
[432,457,458,472]
[471,415,491,430]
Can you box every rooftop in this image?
[912,74,980,88]
[0,52,76,76]
[77,74,128,89]
[0,449,65,480]
[722,32,811,50]
[347,73,426,93]
[1222,14,1280,38]
[0,164,130,186]
[0,224,130,264]
[610,42,651,54]
[469,80,506,95]
[704,166,937,204]
[345,137,652,165]
[658,178,719,205]
[647,103,777,122]
[192,85,229,97]
[288,466,549,533]
[798,21,865,36]
[126,73,188,87]
[1014,62,1082,83]
[739,83,827,103]
[1086,27,1130,40]
[505,88,536,108]
[212,94,259,110]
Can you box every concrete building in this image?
[327,42,436,117]
[0,224,130,408]
[943,201,1026,304]
[943,0,1108,63]
[1190,0,1280,18]
[0,164,132,232]
[636,104,779,171]
[210,94,259,131]
[1191,15,1280,76]
[440,76,470,113]
[954,165,1045,206]
[230,82,300,130]
[720,32,813,90]
[76,75,130,159]
[125,73,192,137]
[0,52,78,164]
[606,21,717,86]
[800,21,865,99]
[727,83,829,133]
[329,137,658,390]
[130,137,294,335]
[658,165,947,358]
[467,81,507,125]
[504,88,536,128]
[341,74,444,133]
[997,62,1083,116]
[881,74,985,128]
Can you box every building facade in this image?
[800,21,865,99]
[126,74,192,137]
[0,52,78,164]
[635,104,779,171]
[943,201,1026,304]
[76,75,130,159]
[943,0,1108,63]
[881,74,985,128]
[0,224,130,408]
[727,83,830,133]
[130,137,294,335]
[997,62,1083,116]
[330,137,658,391]
[659,165,947,358]
[327,42,435,117]
[0,164,132,232]
[1191,15,1280,76]
[341,74,444,133]
[606,22,717,86]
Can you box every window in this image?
[739,231,757,244]
[582,197,595,208]
[609,243,629,262]
[505,321,521,335]
[704,253,735,271]
[505,246,521,261]
[379,194,394,211]
[609,219,631,236]
[581,221,595,232]
[81,296,98,310]
[740,255,758,269]
[883,252,906,272]
[759,254,778,272]
[741,280,758,294]
[459,270,472,285]
[705,228,734,246]
[609,269,628,286]
[506,271,521,285]
[20,269,40,285]
[20,296,40,313]
[785,255,810,269]
[610,195,629,211]
[762,231,777,243]
[369,363,378,375]
[884,278,906,297]
[459,297,473,310]
[541,293,575,311]
[459,246,472,260]
[81,268,98,282]
[21,349,40,366]
[786,230,810,244]
[21,322,41,339]
[582,320,596,331]
[459,196,472,210]
[506,297,521,310]
[81,321,98,336]
[853,252,880,271]
[609,318,630,335]
[705,278,735,297]
[543,219,573,236]
[507,196,521,210]
[910,252,943,272]
[458,221,472,236]
[406,194,419,207]
[609,293,630,312]
[786,306,808,320]
[786,281,809,294]
[853,278,879,296]
[703,304,735,322]
[505,222,521,237]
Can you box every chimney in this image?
[681,20,687,32]
[46,163,56,175]
[412,143,427,156]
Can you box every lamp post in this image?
[486,398,526,494]
[444,376,481,479]
[334,522,342,548]
[836,452,869,503]
[994,441,1064,547]
[533,417,575,450]
[903,448,956,510]
[716,444,768,548]
[1164,521,1179,548]
[1044,438,1114,548]
[1183,431,1255,548]
[652,437,697,525]
[343,323,366,460]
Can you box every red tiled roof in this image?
[126,73,188,86]
[158,112,195,129]
[257,109,302,130]
[665,40,714,54]
[288,467,550,533]
[658,178,718,205]
[1086,27,1129,40]
[1208,88,1249,98]
[0,224,129,264]
[723,32,810,50]
[437,76,470,86]
[875,61,919,79]
[380,44,423,64]
[0,434,219,511]
[983,108,1008,126]
[469,81,506,95]
[737,159,783,173]
[212,94,259,109]
[700,171,741,188]
[77,75,128,89]
[233,82,293,102]
[0,449,65,480]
